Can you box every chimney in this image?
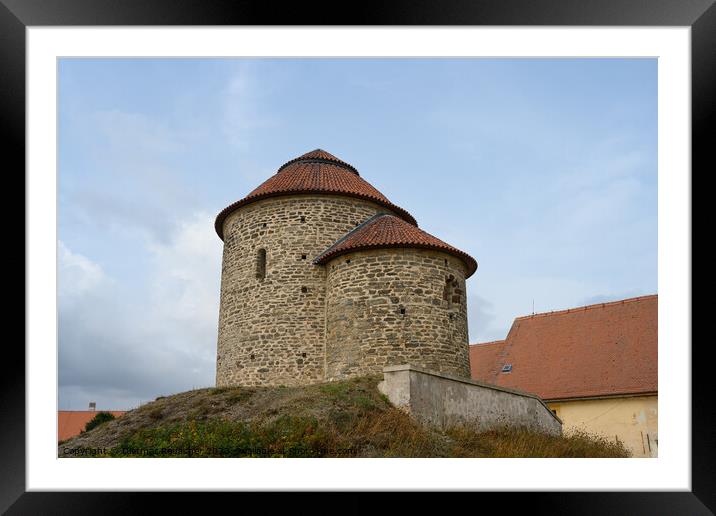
[88,401,96,411]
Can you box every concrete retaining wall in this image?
[378,364,562,435]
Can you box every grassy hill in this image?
[59,376,630,458]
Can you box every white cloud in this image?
[467,294,498,342]
[58,240,111,300]
[63,108,198,244]
[146,211,223,359]
[59,211,223,409]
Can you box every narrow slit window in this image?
[256,249,267,279]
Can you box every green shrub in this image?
[83,411,116,433]
[226,389,253,405]
[148,407,164,420]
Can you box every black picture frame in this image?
[3,0,710,513]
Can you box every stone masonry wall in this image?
[216,194,397,387]
[324,248,470,380]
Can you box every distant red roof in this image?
[470,295,657,400]
[58,410,126,442]
[314,213,478,278]
[215,149,417,240]
[469,340,506,381]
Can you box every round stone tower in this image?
[315,214,476,380]
[214,149,477,387]
[214,150,416,387]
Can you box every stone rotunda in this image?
[215,149,477,387]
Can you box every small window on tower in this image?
[501,364,512,373]
[256,249,267,279]
[300,216,306,223]
[444,274,461,308]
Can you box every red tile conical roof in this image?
[215,149,416,239]
[278,149,360,175]
[314,214,478,277]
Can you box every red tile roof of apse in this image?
[314,213,478,278]
[469,295,657,400]
[215,149,417,239]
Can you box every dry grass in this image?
[58,376,630,458]
[447,426,630,458]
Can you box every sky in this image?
[58,58,657,410]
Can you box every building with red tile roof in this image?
[470,295,658,456]
[215,149,478,387]
[58,410,126,442]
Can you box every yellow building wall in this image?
[547,395,658,458]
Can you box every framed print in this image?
[4,0,711,512]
